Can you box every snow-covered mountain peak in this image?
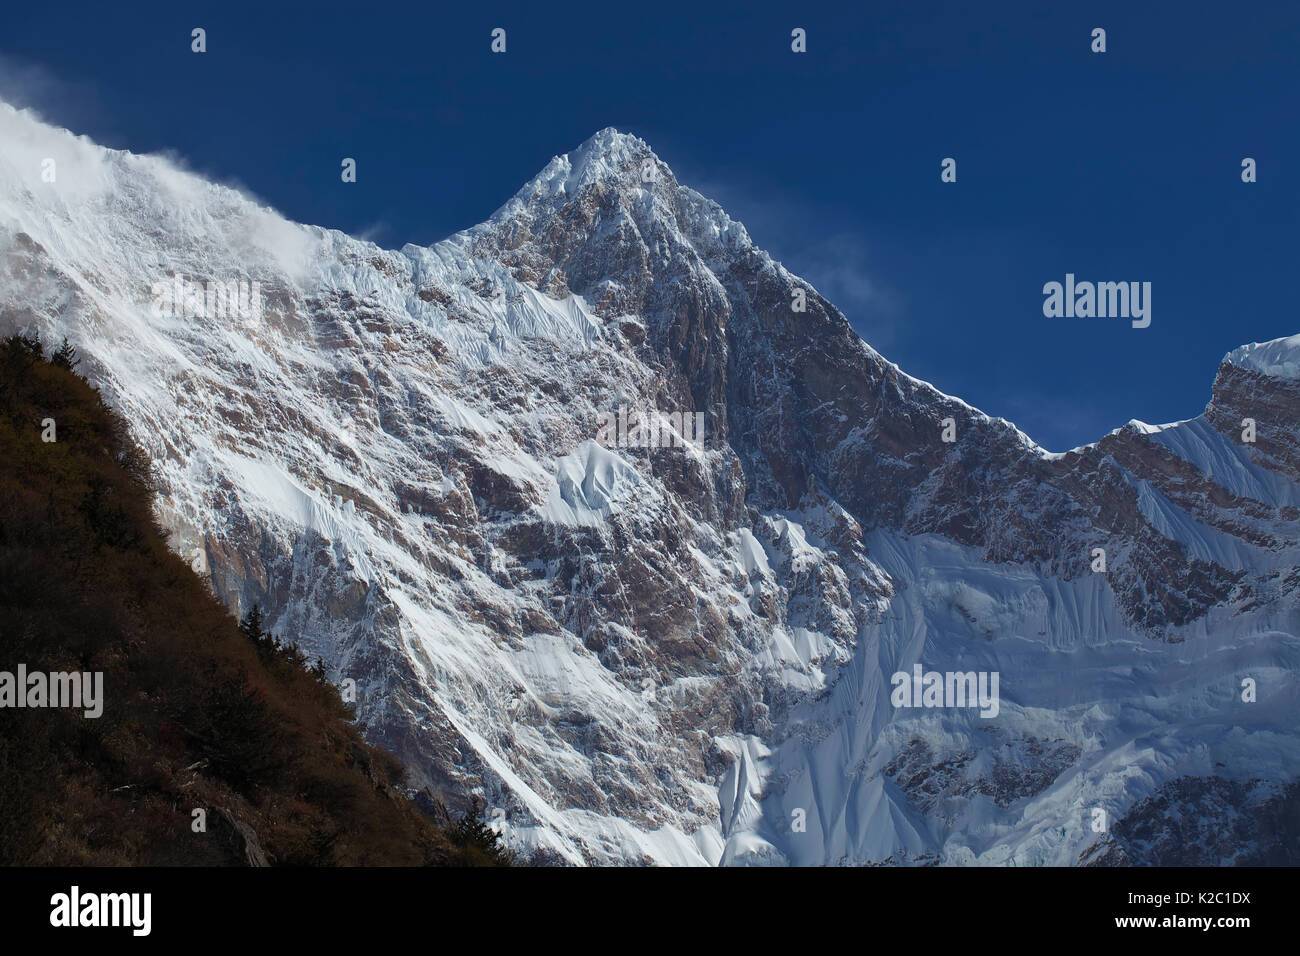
[546,126,653,190]
[471,125,753,271]
[2,102,1298,867]
[487,126,662,213]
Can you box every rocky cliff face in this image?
[2,102,1296,864]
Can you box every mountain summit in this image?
[2,102,1297,865]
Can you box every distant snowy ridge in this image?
[1224,333,1300,380]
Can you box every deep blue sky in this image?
[3,1,1296,451]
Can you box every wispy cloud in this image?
[670,166,903,350]
[0,53,107,136]
[786,231,904,350]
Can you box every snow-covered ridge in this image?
[1223,333,1300,380]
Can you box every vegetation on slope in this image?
[0,335,509,865]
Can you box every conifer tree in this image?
[51,338,80,370]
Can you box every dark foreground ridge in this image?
[0,335,509,865]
